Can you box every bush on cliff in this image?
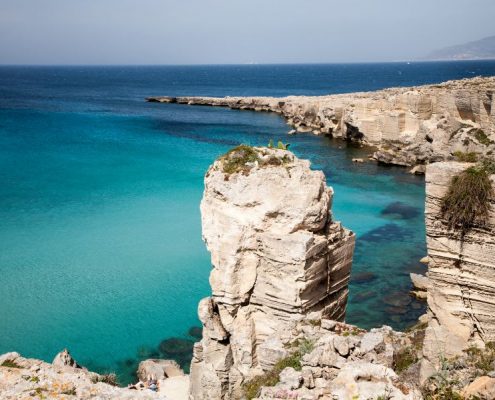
[441,162,493,233]
[221,145,260,175]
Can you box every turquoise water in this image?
[1,63,494,382]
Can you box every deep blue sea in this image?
[1,61,494,383]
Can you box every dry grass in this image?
[441,165,493,233]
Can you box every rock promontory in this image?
[190,146,355,399]
[148,77,495,169]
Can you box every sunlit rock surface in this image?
[190,147,355,399]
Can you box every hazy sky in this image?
[1,0,494,65]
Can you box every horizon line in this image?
[2,59,495,68]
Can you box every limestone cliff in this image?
[422,161,495,379]
[148,77,495,168]
[190,146,355,399]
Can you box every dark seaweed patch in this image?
[359,223,412,243]
[381,201,420,220]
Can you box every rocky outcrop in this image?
[190,147,355,399]
[0,351,187,399]
[137,359,184,382]
[148,77,495,168]
[422,161,495,380]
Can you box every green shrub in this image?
[453,151,478,163]
[221,145,260,175]
[393,346,418,373]
[243,339,314,399]
[441,165,493,232]
[1,360,22,368]
[466,343,495,374]
[472,129,493,146]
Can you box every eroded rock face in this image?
[190,148,355,399]
[422,162,495,381]
[148,77,495,168]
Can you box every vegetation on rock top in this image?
[441,160,494,233]
[220,144,292,176]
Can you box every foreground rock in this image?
[148,77,495,168]
[190,147,355,399]
[0,351,187,399]
[250,317,422,400]
[422,161,495,380]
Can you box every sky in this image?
[0,0,494,65]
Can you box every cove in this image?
[1,62,494,382]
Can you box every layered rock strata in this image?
[422,161,495,379]
[190,147,355,399]
[148,76,495,168]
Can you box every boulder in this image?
[137,359,184,382]
[52,349,81,369]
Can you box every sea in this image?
[1,61,494,383]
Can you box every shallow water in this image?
[1,62,494,382]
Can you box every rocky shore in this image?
[147,76,495,170]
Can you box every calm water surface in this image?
[1,61,494,382]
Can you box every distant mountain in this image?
[424,35,495,61]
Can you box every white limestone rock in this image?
[422,161,495,381]
[190,147,355,399]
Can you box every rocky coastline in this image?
[147,76,495,170]
[2,78,495,399]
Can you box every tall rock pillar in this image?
[190,146,355,399]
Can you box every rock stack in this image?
[190,146,355,399]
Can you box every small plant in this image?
[453,151,478,163]
[91,373,119,386]
[267,139,274,148]
[221,145,260,175]
[1,360,22,368]
[466,343,495,374]
[277,141,290,150]
[243,339,314,399]
[307,319,321,327]
[61,387,77,395]
[472,129,493,146]
[376,387,393,400]
[393,346,418,373]
[30,376,40,383]
[441,163,493,233]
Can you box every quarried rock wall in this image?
[422,162,495,380]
